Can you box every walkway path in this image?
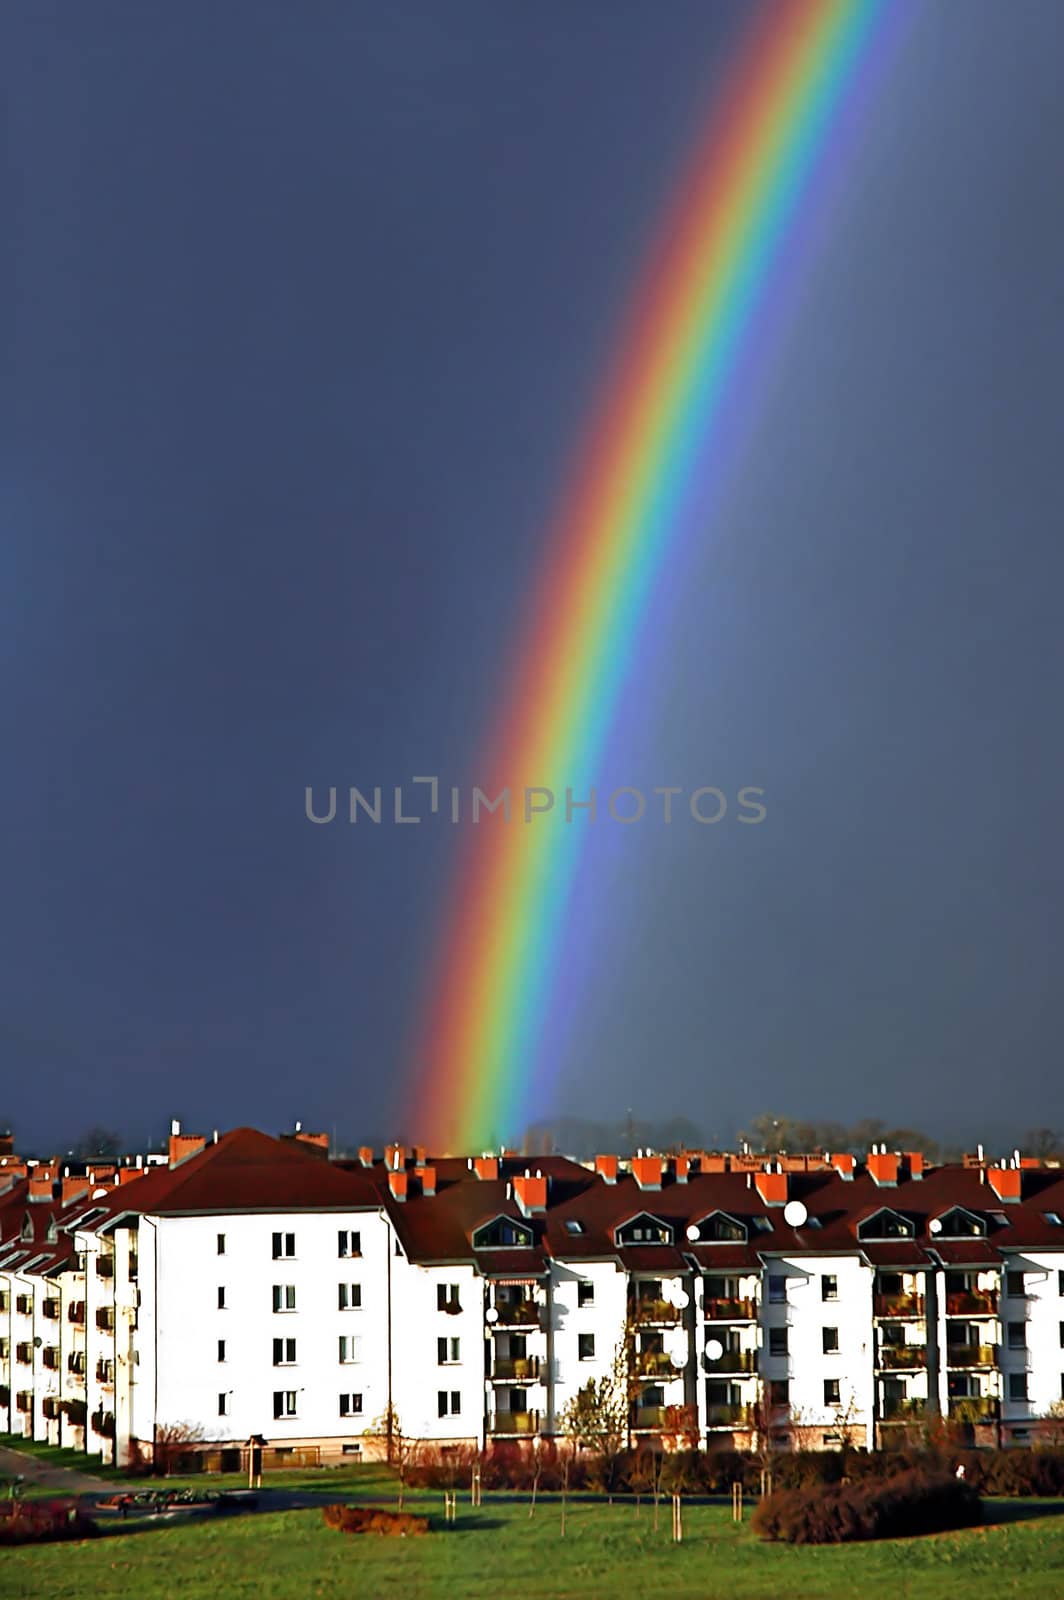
[0,1444,117,1495]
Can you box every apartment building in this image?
[2,1129,1064,1465]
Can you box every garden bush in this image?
[0,1500,99,1546]
[752,1467,982,1544]
[323,1504,430,1536]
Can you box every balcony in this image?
[945,1290,997,1317]
[949,1395,999,1422]
[881,1398,928,1422]
[42,1299,60,1320]
[493,1300,542,1329]
[706,1403,754,1427]
[946,1343,996,1369]
[96,1308,115,1332]
[636,1349,676,1378]
[703,1296,757,1321]
[96,1360,115,1386]
[630,1299,681,1327]
[68,1303,85,1326]
[705,1348,756,1374]
[489,1410,539,1435]
[42,1348,60,1372]
[95,1256,114,1279]
[491,1356,540,1382]
[873,1293,924,1319]
[15,1296,33,1317]
[877,1345,928,1371]
[15,1343,33,1365]
[90,1410,116,1439]
[633,1406,666,1430]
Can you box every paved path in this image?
[0,1444,116,1495]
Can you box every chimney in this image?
[388,1169,408,1202]
[631,1155,663,1191]
[385,1143,406,1172]
[906,1151,925,1180]
[754,1168,788,1207]
[118,1166,145,1186]
[28,1174,54,1203]
[513,1170,547,1216]
[867,1148,899,1187]
[674,1155,692,1184]
[285,1129,329,1155]
[61,1176,90,1205]
[419,1165,437,1197]
[828,1151,855,1180]
[987,1165,1022,1204]
[413,1145,427,1168]
[473,1156,499,1182]
[168,1132,206,1168]
[594,1154,618,1185]
[358,1146,374,1167]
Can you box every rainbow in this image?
[411,0,897,1153]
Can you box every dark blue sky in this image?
[4,2,1063,1151]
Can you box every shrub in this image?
[0,1501,99,1546]
[752,1468,982,1544]
[322,1504,429,1536]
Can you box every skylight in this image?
[1043,1212,1063,1227]
[750,1215,774,1233]
[564,1220,585,1235]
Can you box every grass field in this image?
[4,1454,1064,1600]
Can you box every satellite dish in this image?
[704,1338,724,1362]
[33,1335,43,1348]
[485,1307,499,1324]
[685,1223,701,1242]
[783,1199,808,1228]
[929,1217,943,1234]
[673,1289,690,1310]
[92,1188,109,1199]
[670,1349,688,1368]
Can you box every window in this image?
[933,1208,986,1239]
[1060,1322,1064,1348]
[615,1214,672,1246]
[1007,1271,1028,1298]
[577,1281,595,1308]
[821,1275,838,1301]
[339,1335,361,1364]
[472,1216,534,1249]
[769,1379,789,1406]
[437,1283,460,1312]
[769,1327,788,1357]
[857,1209,914,1241]
[768,1276,787,1304]
[218,1393,230,1416]
[273,1337,297,1366]
[217,1339,226,1363]
[1008,1372,1028,1402]
[339,1283,362,1311]
[217,1233,226,1255]
[273,1390,298,1419]
[437,1390,462,1418]
[272,1285,296,1313]
[272,1232,296,1259]
[339,1393,363,1418]
[437,1336,460,1365]
[822,1326,839,1354]
[578,1333,595,1360]
[1007,1321,1027,1350]
[338,1230,361,1258]
[217,1286,227,1310]
[824,1378,841,1407]
[696,1212,747,1243]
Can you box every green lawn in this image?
[4,1482,1064,1600]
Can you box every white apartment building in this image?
[3,1131,1064,1466]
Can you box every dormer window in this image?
[857,1208,914,1241]
[472,1215,534,1250]
[931,1207,986,1239]
[692,1211,747,1244]
[615,1214,672,1247]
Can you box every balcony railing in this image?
[90,1410,116,1439]
[706,1403,754,1427]
[95,1257,114,1279]
[42,1299,60,1320]
[632,1406,666,1430]
[946,1343,996,1369]
[68,1303,85,1326]
[703,1296,757,1321]
[949,1396,999,1421]
[42,1348,60,1371]
[96,1361,115,1385]
[492,1300,542,1328]
[945,1291,997,1317]
[96,1308,115,1332]
[877,1345,928,1370]
[705,1348,756,1374]
[636,1350,676,1377]
[491,1356,540,1382]
[873,1293,924,1319]
[489,1410,539,1435]
[630,1300,681,1326]
[881,1398,928,1422]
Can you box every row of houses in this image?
[2,1125,1064,1467]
